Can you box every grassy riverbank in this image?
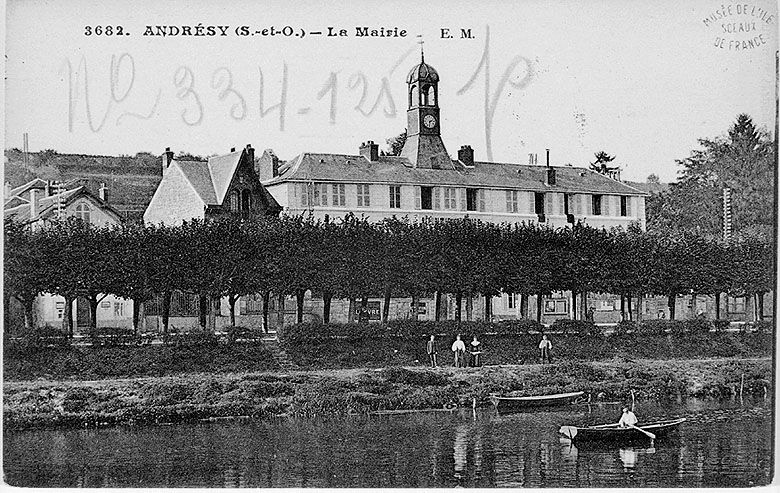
[3,357,772,430]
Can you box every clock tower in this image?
[400,52,452,169]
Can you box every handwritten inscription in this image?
[62,27,534,159]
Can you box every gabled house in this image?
[4,179,122,228]
[143,144,281,225]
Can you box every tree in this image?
[386,130,407,156]
[646,174,660,184]
[589,151,620,175]
[647,114,775,239]
[3,220,51,331]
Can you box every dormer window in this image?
[75,203,91,224]
[241,190,251,211]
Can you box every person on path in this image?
[470,335,482,367]
[451,334,466,368]
[426,335,438,367]
[539,334,553,364]
[618,407,638,428]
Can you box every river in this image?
[3,397,773,487]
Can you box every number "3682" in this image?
[84,26,127,36]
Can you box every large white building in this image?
[255,55,648,323]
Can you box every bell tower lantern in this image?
[400,49,451,169]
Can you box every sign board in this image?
[354,301,381,321]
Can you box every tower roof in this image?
[406,61,439,84]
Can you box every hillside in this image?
[4,149,163,222]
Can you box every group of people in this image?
[425,334,556,368]
[426,334,482,368]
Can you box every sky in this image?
[4,0,778,182]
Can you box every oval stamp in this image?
[703,3,775,50]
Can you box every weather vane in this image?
[416,34,424,62]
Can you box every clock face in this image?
[423,114,437,129]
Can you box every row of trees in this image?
[4,214,773,334]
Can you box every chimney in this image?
[29,188,39,219]
[545,149,556,185]
[162,147,174,173]
[359,141,379,162]
[245,144,255,166]
[99,182,109,202]
[4,181,11,199]
[458,145,474,167]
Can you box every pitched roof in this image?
[3,186,122,223]
[265,153,648,196]
[170,150,244,205]
[207,150,243,204]
[175,160,217,204]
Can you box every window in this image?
[332,184,345,206]
[466,188,478,211]
[507,292,516,309]
[357,184,370,207]
[240,190,251,211]
[420,186,433,210]
[75,203,91,223]
[242,294,264,315]
[389,185,401,209]
[443,188,457,210]
[505,190,519,213]
[534,192,545,214]
[113,302,124,317]
[620,196,628,217]
[230,191,240,211]
[311,183,328,206]
[728,296,746,314]
[592,195,603,216]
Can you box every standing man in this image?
[426,335,438,367]
[452,334,466,368]
[539,334,553,364]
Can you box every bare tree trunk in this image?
[277,293,286,328]
[435,291,442,322]
[571,291,577,321]
[198,294,208,330]
[668,293,676,320]
[636,293,643,322]
[484,293,492,321]
[627,291,633,321]
[411,294,419,321]
[455,292,462,322]
[620,294,626,321]
[536,292,543,322]
[64,295,75,337]
[714,292,721,319]
[132,299,141,333]
[161,292,171,334]
[262,291,270,332]
[520,293,528,319]
[465,292,473,321]
[756,292,764,321]
[22,297,35,332]
[323,291,332,324]
[382,287,391,323]
[88,294,99,330]
[296,289,305,324]
[228,294,238,327]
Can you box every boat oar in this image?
[629,424,656,440]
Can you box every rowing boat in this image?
[490,391,585,411]
[559,418,686,442]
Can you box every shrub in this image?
[636,320,669,335]
[88,327,139,347]
[613,321,638,335]
[381,367,448,386]
[227,326,265,344]
[550,319,602,336]
[712,319,732,332]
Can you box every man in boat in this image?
[451,334,466,368]
[426,335,438,367]
[618,407,638,428]
[538,334,553,364]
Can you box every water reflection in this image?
[3,398,773,488]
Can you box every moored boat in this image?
[559,418,686,443]
[490,391,585,411]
